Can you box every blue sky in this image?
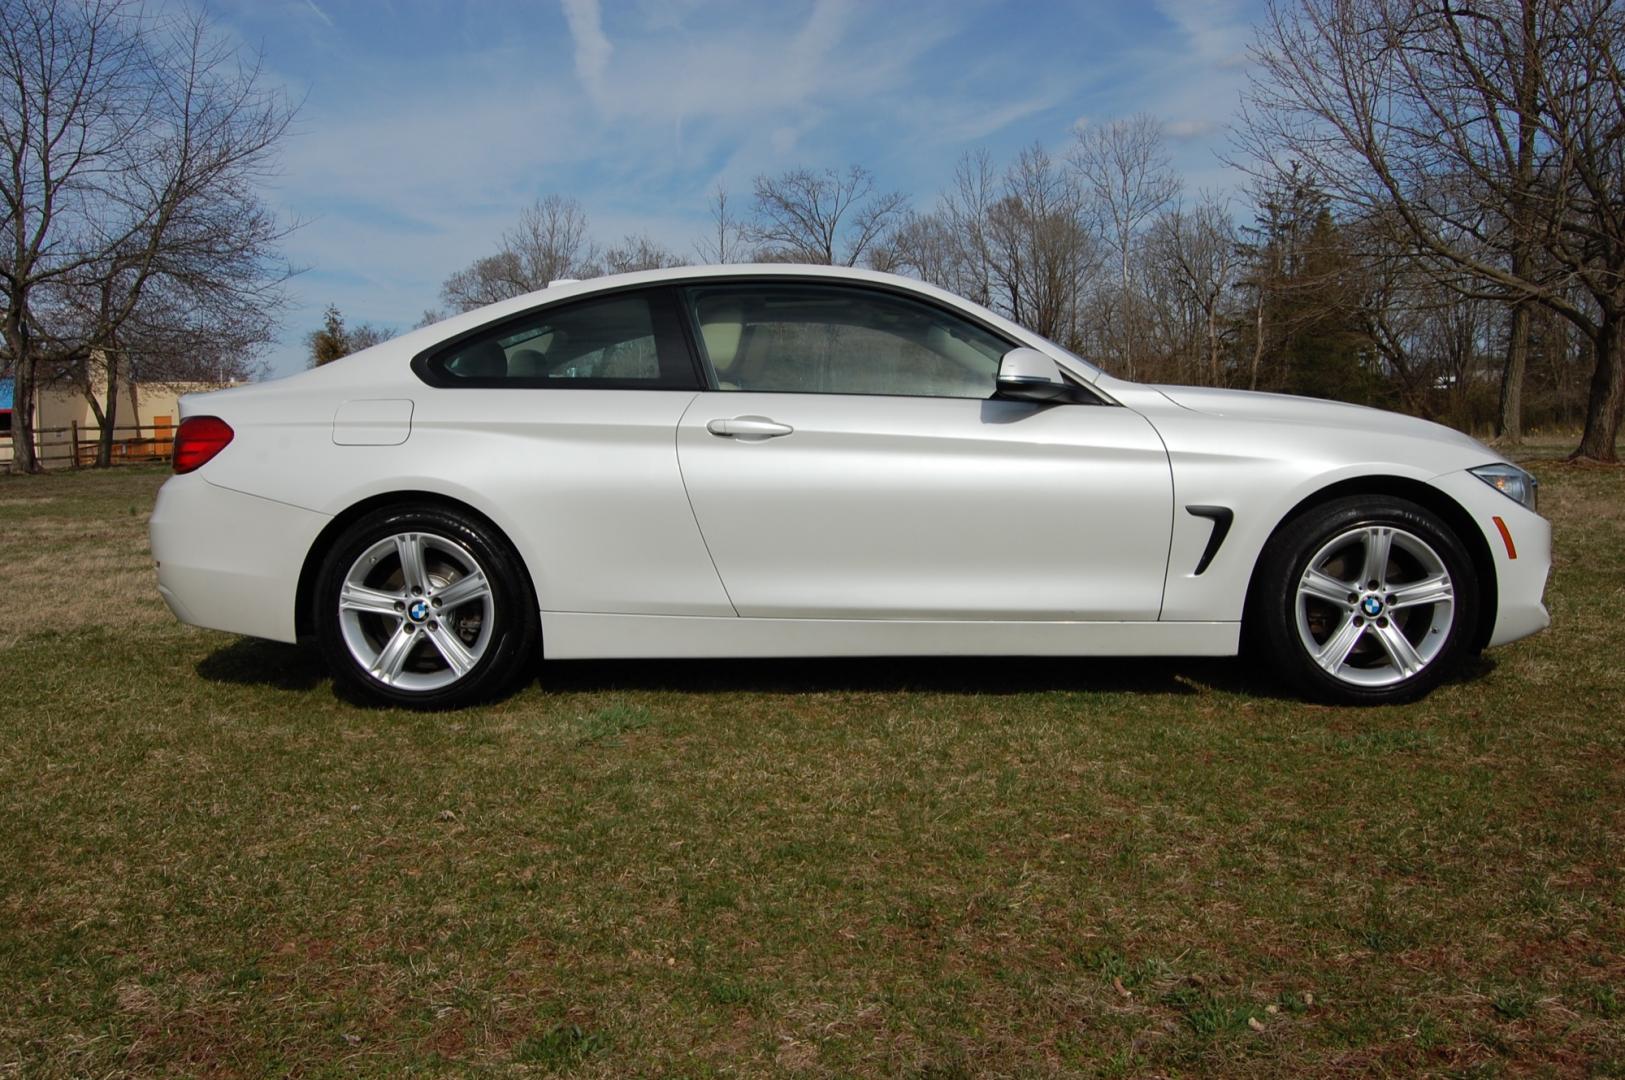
[216,0,1266,378]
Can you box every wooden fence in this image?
[1,421,175,473]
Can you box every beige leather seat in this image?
[699,302,745,389]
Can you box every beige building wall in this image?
[3,379,235,467]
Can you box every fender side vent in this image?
[1185,506,1234,576]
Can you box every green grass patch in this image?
[1,444,1622,1075]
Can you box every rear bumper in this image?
[150,473,331,643]
[1430,470,1551,648]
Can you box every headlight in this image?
[1470,462,1538,512]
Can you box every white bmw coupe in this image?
[151,265,1549,708]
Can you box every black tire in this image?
[1251,495,1479,705]
[314,505,538,709]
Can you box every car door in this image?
[409,286,733,617]
[673,281,1173,621]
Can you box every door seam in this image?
[674,392,741,616]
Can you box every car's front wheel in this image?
[314,505,538,709]
[1253,496,1479,705]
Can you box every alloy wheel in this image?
[1293,524,1455,688]
[337,531,496,692]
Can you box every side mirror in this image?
[995,347,1071,402]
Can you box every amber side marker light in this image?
[172,416,234,474]
[1492,515,1518,559]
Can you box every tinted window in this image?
[427,290,697,388]
[685,284,1010,398]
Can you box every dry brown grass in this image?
[0,474,168,649]
[0,455,1621,1077]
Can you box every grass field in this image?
[1,450,1621,1077]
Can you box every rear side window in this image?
[420,289,700,389]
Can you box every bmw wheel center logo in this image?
[1361,596,1384,617]
[408,599,430,622]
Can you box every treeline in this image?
[382,130,1589,445]
[345,0,1616,461]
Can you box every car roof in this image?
[412,262,1074,361]
[453,263,984,321]
[276,263,1108,393]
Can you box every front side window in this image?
[684,283,1011,398]
[423,289,698,388]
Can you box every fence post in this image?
[70,421,80,469]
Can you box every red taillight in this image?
[172,416,234,474]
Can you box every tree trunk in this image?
[1573,317,1624,463]
[1498,300,1529,443]
[1120,248,1135,382]
[1498,2,1538,447]
[80,383,108,465]
[1208,306,1221,386]
[97,350,120,468]
[4,305,41,474]
[1250,295,1266,391]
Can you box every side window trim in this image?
[410,286,704,390]
[678,281,1020,401]
[676,280,1113,406]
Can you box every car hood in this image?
[1152,384,1495,457]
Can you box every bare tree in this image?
[985,144,1098,347]
[885,209,963,291]
[894,150,1001,307]
[748,165,908,266]
[938,150,1000,307]
[441,195,597,312]
[1146,197,1241,384]
[1071,116,1181,379]
[1422,289,1498,430]
[1496,0,1543,443]
[67,272,274,464]
[0,0,294,471]
[1238,0,1625,461]
[602,233,686,274]
[694,185,746,264]
[892,146,1097,348]
[1342,220,1435,412]
[440,253,524,311]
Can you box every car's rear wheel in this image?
[1253,496,1478,705]
[314,505,537,709]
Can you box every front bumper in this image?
[1430,469,1551,648]
[150,473,332,643]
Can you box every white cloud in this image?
[244,1,1264,376]
[1107,0,1260,191]
[259,2,956,374]
[1164,118,1218,139]
[930,93,1065,144]
[560,0,613,103]
[769,126,800,156]
[784,0,853,90]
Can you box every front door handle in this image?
[706,416,794,439]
